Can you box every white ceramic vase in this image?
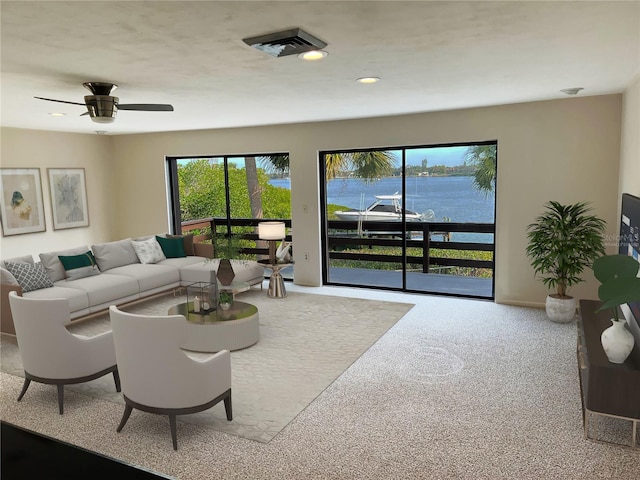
[545,295,576,323]
[601,319,635,364]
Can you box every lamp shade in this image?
[258,221,285,240]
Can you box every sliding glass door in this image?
[321,142,496,299]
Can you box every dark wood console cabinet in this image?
[577,299,640,448]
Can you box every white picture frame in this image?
[48,168,90,230]
[0,168,47,236]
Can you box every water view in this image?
[270,176,496,243]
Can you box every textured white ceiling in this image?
[1,1,639,135]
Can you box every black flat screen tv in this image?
[619,193,640,342]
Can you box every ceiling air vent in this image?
[243,28,327,57]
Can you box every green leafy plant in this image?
[526,201,606,298]
[214,234,243,259]
[219,292,233,305]
[593,254,640,321]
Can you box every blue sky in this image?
[403,146,469,168]
[178,145,471,169]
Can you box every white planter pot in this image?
[601,319,635,364]
[545,295,576,323]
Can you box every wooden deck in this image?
[325,266,494,299]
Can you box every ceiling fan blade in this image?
[34,96,86,106]
[116,104,174,111]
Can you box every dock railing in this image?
[180,217,494,276]
[326,220,494,275]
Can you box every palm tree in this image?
[243,151,397,216]
[464,145,496,196]
[260,151,397,182]
[244,156,263,219]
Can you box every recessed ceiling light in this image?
[49,112,66,117]
[357,77,380,84]
[560,87,584,95]
[298,50,328,61]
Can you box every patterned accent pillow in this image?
[132,237,166,264]
[4,261,54,292]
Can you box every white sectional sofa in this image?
[1,235,264,335]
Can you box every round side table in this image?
[259,261,293,298]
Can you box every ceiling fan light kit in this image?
[34,82,174,124]
[85,95,118,123]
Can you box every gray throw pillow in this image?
[91,238,139,271]
[1,267,19,286]
[4,261,54,292]
[1,254,35,269]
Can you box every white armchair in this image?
[8,291,120,414]
[109,305,232,450]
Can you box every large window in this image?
[321,142,496,299]
[166,154,291,260]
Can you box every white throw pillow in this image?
[132,237,166,264]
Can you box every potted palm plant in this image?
[526,201,606,323]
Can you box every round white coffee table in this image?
[168,300,259,353]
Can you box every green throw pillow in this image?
[166,233,194,256]
[58,251,100,281]
[156,235,186,258]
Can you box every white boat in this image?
[335,194,434,222]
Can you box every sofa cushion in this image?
[179,259,264,285]
[1,267,19,286]
[92,238,139,271]
[157,256,207,269]
[59,251,101,281]
[1,254,34,269]
[40,246,91,282]
[155,235,186,258]
[4,261,54,292]
[166,233,195,256]
[54,273,139,306]
[23,285,90,313]
[104,263,180,293]
[132,237,166,264]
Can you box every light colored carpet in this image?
[1,285,639,479]
[0,289,414,443]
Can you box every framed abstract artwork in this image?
[48,168,90,230]
[0,168,47,236]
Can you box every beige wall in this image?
[0,128,115,257]
[619,76,640,201]
[0,94,625,306]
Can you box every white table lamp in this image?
[258,221,286,264]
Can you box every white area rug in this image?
[1,289,414,443]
